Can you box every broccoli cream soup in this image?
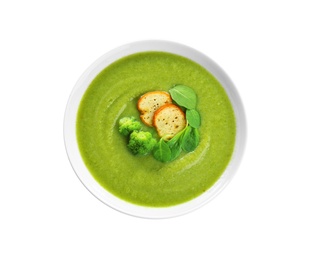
[77,52,236,207]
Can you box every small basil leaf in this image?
[169,85,197,109]
[168,140,182,161]
[153,139,172,162]
[186,109,201,128]
[167,132,183,161]
[181,126,200,152]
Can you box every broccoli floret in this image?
[127,131,157,155]
[118,116,142,136]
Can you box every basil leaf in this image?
[153,139,172,162]
[169,85,197,109]
[168,140,182,161]
[181,126,200,152]
[186,109,201,128]
[167,131,183,161]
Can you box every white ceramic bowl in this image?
[64,40,246,219]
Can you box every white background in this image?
[1,0,315,259]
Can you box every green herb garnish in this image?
[186,109,201,128]
[167,130,183,161]
[181,126,200,152]
[160,85,201,162]
[153,138,172,162]
[169,85,197,109]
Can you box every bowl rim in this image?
[64,40,247,219]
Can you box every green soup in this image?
[76,51,236,207]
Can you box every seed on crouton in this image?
[153,104,186,139]
[137,91,172,126]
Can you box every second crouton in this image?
[153,104,186,139]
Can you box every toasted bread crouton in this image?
[153,104,186,139]
[137,91,172,126]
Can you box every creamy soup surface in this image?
[77,51,236,207]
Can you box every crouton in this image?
[137,91,172,126]
[153,104,186,139]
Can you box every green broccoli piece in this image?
[118,116,142,136]
[127,131,157,155]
